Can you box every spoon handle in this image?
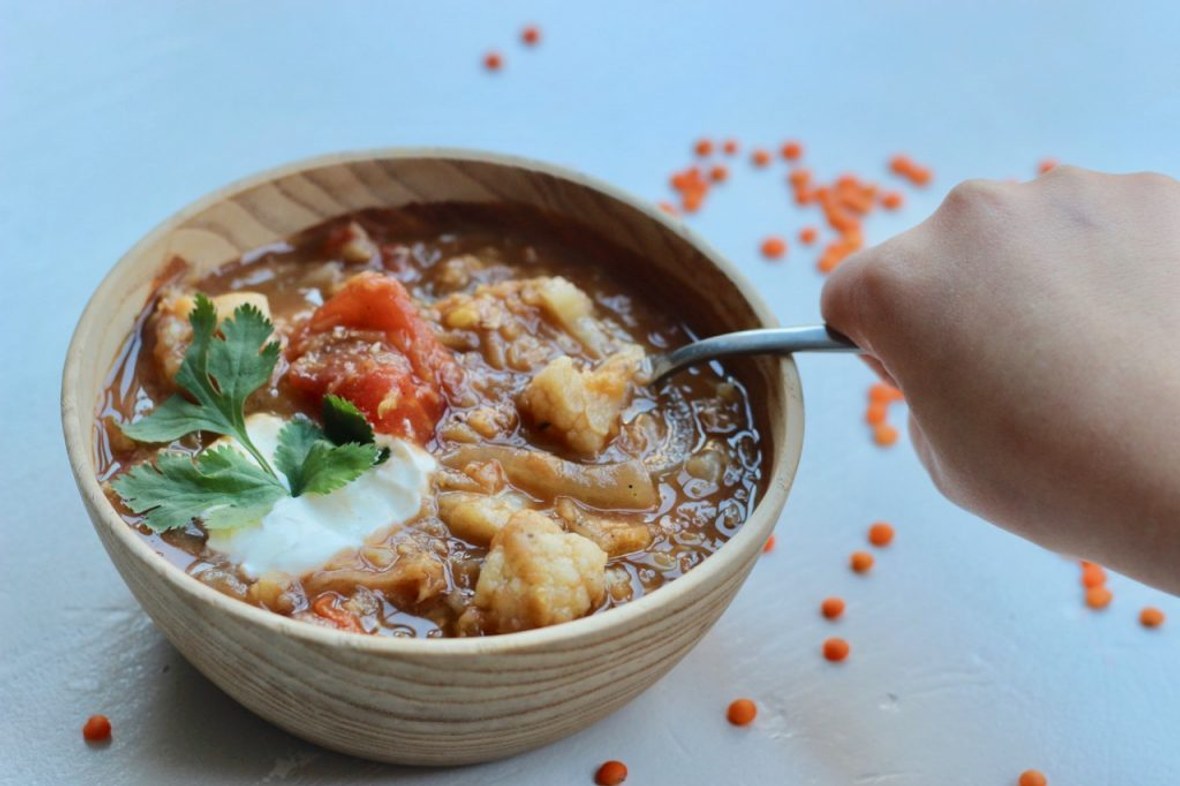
[650,325,859,381]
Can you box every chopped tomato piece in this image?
[288,272,460,442]
[312,594,366,633]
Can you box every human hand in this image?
[822,167,1180,593]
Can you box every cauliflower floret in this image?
[437,490,528,546]
[152,290,272,380]
[518,345,644,456]
[527,276,614,357]
[474,510,607,633]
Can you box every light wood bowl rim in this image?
[61,147,805,657]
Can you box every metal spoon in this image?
[648,325,858,382]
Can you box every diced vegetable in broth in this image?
[95,203,764,637]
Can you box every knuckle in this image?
[821,248,905,337]
[940,178,1007,215]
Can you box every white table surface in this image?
[3,2,1179,784]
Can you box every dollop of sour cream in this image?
[205,413,435,577]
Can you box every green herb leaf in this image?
[275,416,380,496]
[112,446,287,533]
[322,394,390,464]
[322,394,373,445]
[273,417,324,494]
[121,295,281,477]
[295,441,380,496]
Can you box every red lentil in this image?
[821,597,845,620]
[823,637,850,662]
[1080,563,1106,589]
[722,139,740,156]
[751,149,772,167]
[1018,770,1048,786]
[760,236,787,260]
[1140,607,1165,628]
[727,698,757,725]
[873,423,899,447]
[483,52,503,71]
[1086,586,1113,610]
[763,534,776,553]
[781,140,803,161]
[83,714,112,743]
[694,139,714,158]
[798,226,818,245]
[880,191,904,210]
[870,383,904,403]
[709,164,729,183]
[1037,159,1057,175]
[850,551,874,574]
[595,760,628,785]
[521,25,541,46]
[889,154,933,187]
[868,522,894,547]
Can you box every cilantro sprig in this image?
[113,294,386,533]
[121,294,280,473]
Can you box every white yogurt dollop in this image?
[205,413,435,577]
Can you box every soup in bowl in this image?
[62,150,803,764]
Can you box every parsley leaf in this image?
[111,446,287,533]
[121,294,281,478]
[275,416,380,496]
[322,394,390,464]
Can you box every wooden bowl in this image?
[61,150,805,765]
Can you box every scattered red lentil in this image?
[483,51,503,71]
[726,698,757,725]
[1018,770,1048,786]
[850,550,874,574]
[760,236,787,260]
[521,25,541,46]
[864,384,904,447]
[669,166,710,213]
[763,534,776,553]
[657,201,678,216]
[823,637,850,662]
[595,760,628,785]
[1037,159,1057,175]
[1085,586,1113,610]
[889,154,933,187]
[868,522,894,548]
[821,597,846,620]
[660,136,925,279]
[873,423,899,447]
[870,383,905,404]
[1140,607,1165,628]
[82,714,112,743]
[1080,563,1106,589]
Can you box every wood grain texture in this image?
[61,149,805,765]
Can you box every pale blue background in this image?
[2,2,1178,784]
